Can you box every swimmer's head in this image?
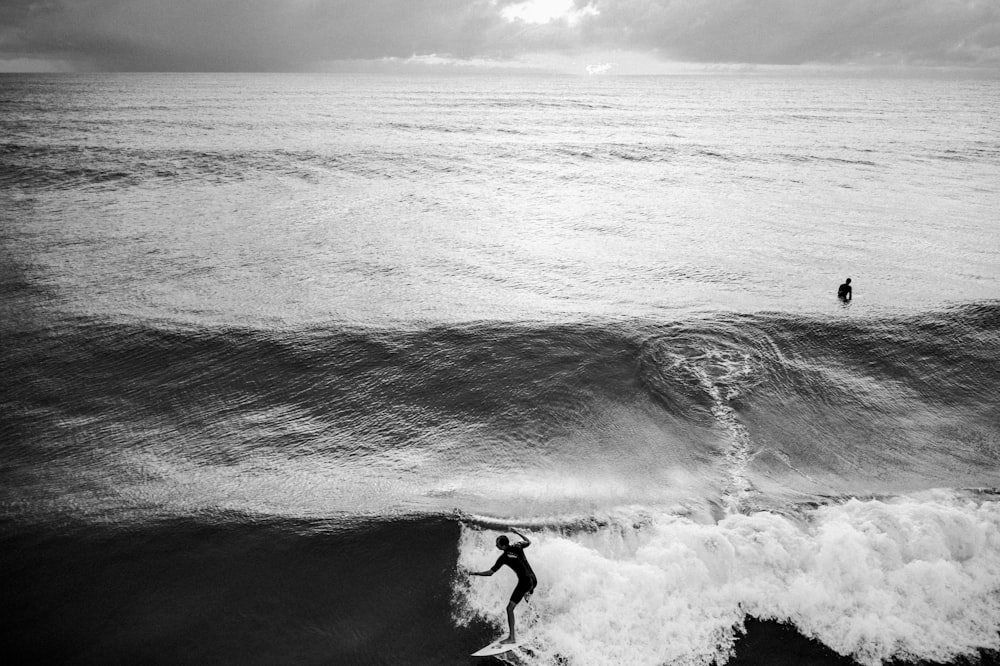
[496,535,510,549]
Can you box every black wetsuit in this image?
[491,544,537,604]
[838,282,852,300]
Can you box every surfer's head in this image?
[495,535,510,549]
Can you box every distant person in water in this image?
[469,528,537,644]
[838,277,853,301]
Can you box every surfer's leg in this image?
[502,580,530,643]
[502,600,517,643]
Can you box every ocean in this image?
[1,73,998,665]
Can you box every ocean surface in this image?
[1,73,999,665]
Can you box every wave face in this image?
[4,305,998,517]
[2,305,999,664]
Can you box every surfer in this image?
[469,528,537,645]
[838,277,852,301]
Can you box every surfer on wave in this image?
[469,528,537,644]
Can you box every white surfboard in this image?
[471,639,521,657]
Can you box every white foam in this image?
[454,493,1000,666]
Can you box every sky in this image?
[1,0,998,74]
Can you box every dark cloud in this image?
[580,0,1000,66]
[1,0,997,71]
[2,0,525,70]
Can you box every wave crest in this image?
[455,493,1000,666]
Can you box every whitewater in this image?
[1,73,999,665]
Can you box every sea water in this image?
[1,73,999,665]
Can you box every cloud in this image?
[580,0,1000,67]
[1,0,523,71]
[0,0,997,72]
[585,62,613,75]
[502,0,598,25]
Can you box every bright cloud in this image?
[585,62,613,75]
[502,0,598,25]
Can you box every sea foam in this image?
[454,492,1000,666]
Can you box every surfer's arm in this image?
[470,556,504,576]
[511,528,530,547]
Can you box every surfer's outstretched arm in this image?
[511,527,530,547]
[470,562,501,576]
